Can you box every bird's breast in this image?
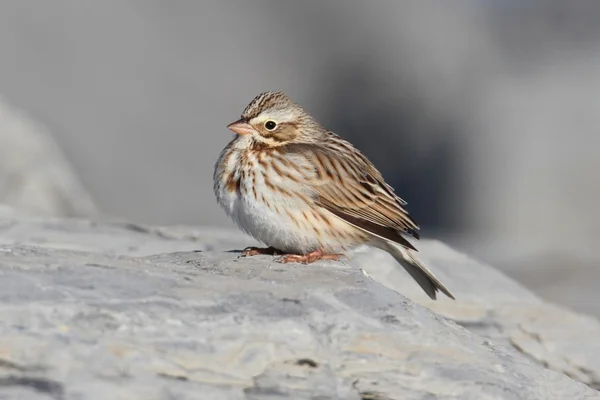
[214,147,363,253]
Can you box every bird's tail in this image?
[379,241,455,300]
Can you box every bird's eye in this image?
[264,120,277,131]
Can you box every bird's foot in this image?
[278,249,344,265]
[240,246,283,257]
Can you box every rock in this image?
[0,97,97,218]
[352,242,600,389]
[0,213,598,399]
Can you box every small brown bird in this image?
[213,91,454,300]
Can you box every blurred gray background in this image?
[0,1,599,315]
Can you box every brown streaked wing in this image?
[285,139,421,249]
[319,198,418,251]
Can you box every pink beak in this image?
[227,119,255,136]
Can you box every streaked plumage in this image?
[214,91,454,300]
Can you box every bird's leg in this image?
[240,246,283,257]
[278,249,344,264]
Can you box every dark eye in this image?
[264,120,277,130]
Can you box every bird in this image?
[213,91,454,300]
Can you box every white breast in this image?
[213,138,352,254]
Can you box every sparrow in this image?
[214,91,454,300]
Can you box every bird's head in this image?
[227,91,323,147]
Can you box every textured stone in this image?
[353,242,600,389]
[0,211,598,399]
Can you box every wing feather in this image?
[283,137,420,249]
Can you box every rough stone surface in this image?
[352,243,600,389]
[0,210,598,399]
[0,97,97,218]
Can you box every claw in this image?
[240,246,282,257]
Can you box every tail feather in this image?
[380,241,455,300]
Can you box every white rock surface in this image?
[0,210,598,399]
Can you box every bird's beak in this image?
[227,119,255,136]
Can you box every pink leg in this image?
[278,249,344,265]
